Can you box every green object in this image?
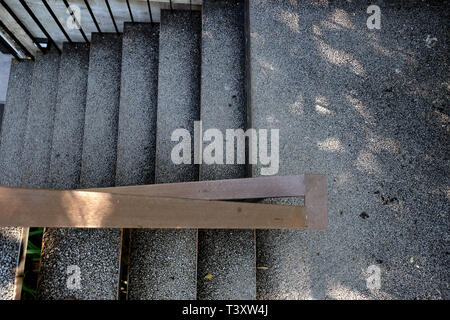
[28,228,43,237]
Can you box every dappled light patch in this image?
[315,104,333,115]
[345,94,374,124]
[312,24,322,36]
[288,95,304,116]
[326,282,371,300]
[275,9,299,33]
[329,8,355,30]
[366,135,402,156]
[317,137,344,152]
[355,150,381,175]
[315,38,366,76]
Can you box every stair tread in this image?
[0,59,34,300]
[198,0,255,300]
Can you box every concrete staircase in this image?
[1,0,449,301]
[0,1,254,300]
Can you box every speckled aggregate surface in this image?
[48,43,90,190]
[114,22,163,299]
[250,0,449,299]
[0,60,33,300]
[0,227,23,300]
[116,23,159,187]
[197,0,255,300]
[127,10,201,300]
[21,52,60,189]
[1,52,59,300]
[0,60,33,187]
[37,43,92,299]
[17,51,60,301]
[128,229,198,300]
[80,33,122,189]
[156,10,201,184]
[1,0,447,301]
[36,35,122,299]
[200,0,247,180]
[0,60,34,300]
[37,228,122,300]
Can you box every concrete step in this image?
[37,43,90,299]
[197,0,255,300]
[80,33,122,189]
[129,10,201,300]
[48,43,90,190]
[0,60,33,187]
[114,22,159,299]
[20,52,60,189]
[0,59,34,300]
[38,34,123,300]
[116,23,159,187]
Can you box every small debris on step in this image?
[257,266,269,270]
[204,274,213,280]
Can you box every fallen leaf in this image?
[410,257,414,263]
[204,273,213,280]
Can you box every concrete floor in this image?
[250,0,449,299]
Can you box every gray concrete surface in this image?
[1,1,447,301]
[129,10,201,300]
[0,60,33,187]
[0,104,3,127]
[37,43,91,299]
[81,33,122,188]
[128,229,198,299]
[250,0,449,299]
[76,33,122,299]
[37,228,122,300]
[116,23,159,187]
[48,43,90,190]
[37,34,123,300]
[0,53,11,103]
[156,10,201,184]
[114,22,160,299]
[0,59,33,300]
[198,0,255,300]
[21,51,59,188]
